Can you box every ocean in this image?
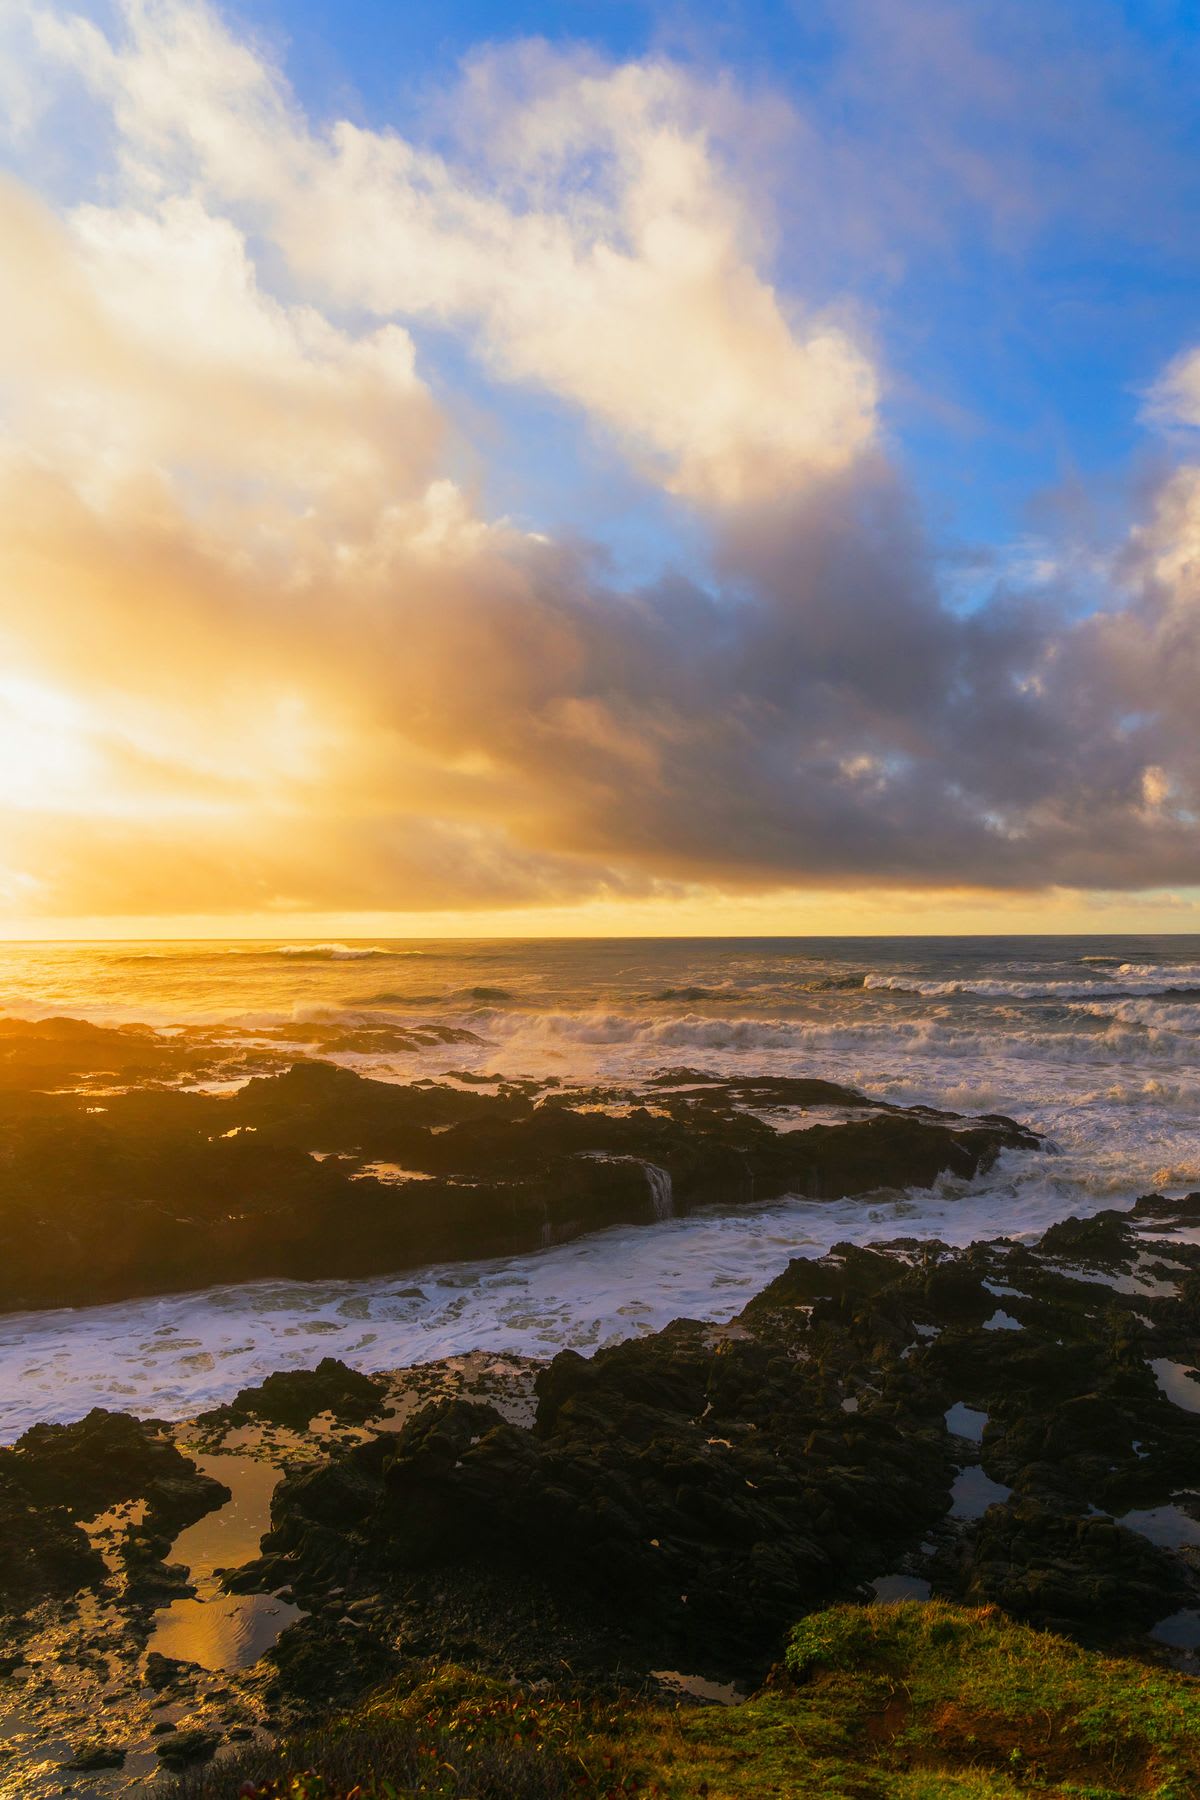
[3,933,1200,1437]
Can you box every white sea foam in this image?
[0,1157,1151,1442]
[4,934,1200,1434]
[864,968,1200,1000]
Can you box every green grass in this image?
[169,1602,1200,1800]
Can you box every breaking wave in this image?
[863,966,1200,1001]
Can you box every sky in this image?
[2,0,1200,938]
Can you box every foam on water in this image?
[3,933,1200,1435]
[0,1160,1135,1442]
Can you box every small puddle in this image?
[1150,1359,1200,1415]
[1151,1609,1200,1650]
[167,1454,280,1584]
[944,1402,988,1444]
[146,1452,305,1673]
[652,1671,744,1705]
[1045,1254,1182,1299]
[1137,1221,1200,1248]
[982,1310,1022,1332]
[870,1573,932,1602]
[353,1162,435,1183]
[949,1466,1013,1520]
[148,1592,306,1672]
[0,1699,74,1781]
[1118,1504,1200,1550]
[82,1498,148,1576]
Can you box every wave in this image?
[472,1003,1200,1078]
[1116,962,1200,983]
[1076,997,1200,1031]
[5,1145,1192,1438]
[111,951,192,963]
[863,969,1200,1001]
[863,974,1105,999]
[274,943,416,961]
[650,985,741,1003]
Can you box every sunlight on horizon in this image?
[2,1,1200,932]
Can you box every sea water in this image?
[2,934,1199,1438]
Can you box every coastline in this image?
[3,1195,1199,1794]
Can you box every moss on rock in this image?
[165,1601,1200,1800]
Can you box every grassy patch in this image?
[168,1602,1200,1800]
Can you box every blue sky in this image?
[218,0,1200,573]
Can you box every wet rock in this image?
[233,1198,1200,1684]
[0,1060,1036,1312]
[246,1309,955,1680]
[949,1497,1191,1639]
[1131,1190,1200,1231]
[0,1471,104,1612]
[145,1650,193,1690]
[1038,1211,1136,1268]
[64,1741,126,1770]
[7,1408,229,1527]
[265,1615,400,1711]
[155,1727,220,1767]
[0,1410,228,1616]
[222,1357,387,1430]
[7,1178,1197,1788]
[124,1558,193,1605]
[0,1015,211,1093]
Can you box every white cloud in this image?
[34,0,878,504]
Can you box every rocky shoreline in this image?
[0,1016,1036,1312]
[1,1189,1198,1793]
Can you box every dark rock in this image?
[7,1408,229,1526]
[1038,1212,1134,1268]
[124,1558,193,1605]
[225,1358,386,1430]
[64,1741,125,1770]
[0,1470,104,1613]
[265,1615,400,1710]
[949,1497,1191,1639]
[232,1198,1200,1685]
[145,1650,192,1690]
[0,1056,1036,1313]
[0,1409,228,1615]
[245,1309,955,1680]
[155,1728,219,1767]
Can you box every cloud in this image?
[0,0,1199,920]
[32,2,877,505]
[1147,347,1200,438]
[0,174,441,520]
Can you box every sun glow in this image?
[0,675,97,811]
[0,2,1198,934]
